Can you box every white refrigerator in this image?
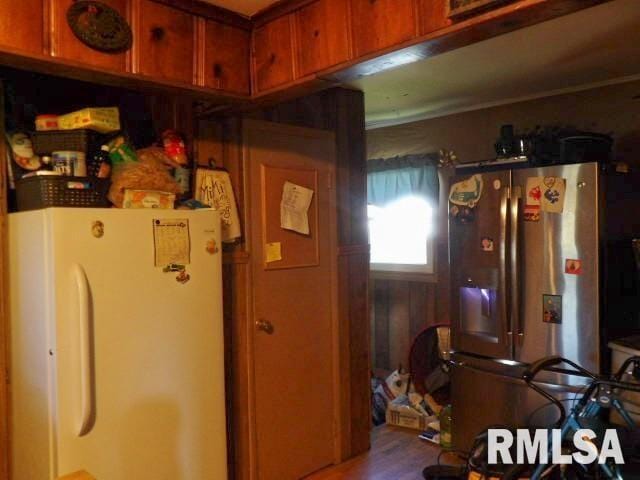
[9,208,227,480]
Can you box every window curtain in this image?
[367,153,440,206]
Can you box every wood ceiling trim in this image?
[251,0,316,27]
[152,0,253,30]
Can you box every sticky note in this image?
[265,242,282,263]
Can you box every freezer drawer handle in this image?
[73,264,94,437]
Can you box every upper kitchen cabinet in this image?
[252,15,295,93]
[349,0,417,57]
[294,0,351,78]
[50,0,130,72]
[203,20,251,95]
[0,0,45,55]
[416,0,451,35]
[137,0,196,85]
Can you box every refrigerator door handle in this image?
[499,187,511,348]
[510,187,522,345]
[73,264,94,437]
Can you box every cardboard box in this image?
[122,190,175,209]
[58,107,120,133]
[386,403,435,430]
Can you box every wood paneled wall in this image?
[371,279,438,373]
[369,171,452,377]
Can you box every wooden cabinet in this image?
[294,0,351,77]
[203,21,251,95]
[349,0,417,57]
[51,0,129,72]
[417,0,451,35]
[252,15,294,93]
[137,0,196,85]
[0,0,44,55]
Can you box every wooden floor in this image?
[305,426,460,480]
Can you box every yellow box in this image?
[58,107,120,133]
[122,190,175,209]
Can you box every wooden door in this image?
[203,20,251,95]
[51,0,130,72]
[252,16,294,93]
[349,0,417,57]
[137,0,196,84]
[0,0,44,55]
[294,0,351,78]
[245,120,337,480]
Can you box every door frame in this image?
[242,119,342,478]
[0,79,10,479]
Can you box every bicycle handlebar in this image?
[523,356,597,383]
[614,355,640,381]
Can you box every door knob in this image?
[256,319,274,335]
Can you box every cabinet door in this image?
[350,0,417,57]
[203,20,250,95]
[417,0,451,35]
[252,15,294,93]
[51,0,129,72]
[294,0,350,78]
[0,0,44,55]
[137,0,195,84]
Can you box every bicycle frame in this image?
[525,356,640,480]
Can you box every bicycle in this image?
[423,356,640,479]
[503,355,640,479]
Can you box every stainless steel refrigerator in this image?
[449,161,640,451]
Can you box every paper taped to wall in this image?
[280,181,314,235]
[265,242,282,263]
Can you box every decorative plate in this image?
[67,1,132,53]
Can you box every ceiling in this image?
[200,0,280,16]
[347,0,640,129]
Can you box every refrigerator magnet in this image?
[524,177,542,222]
[481,237,494,252]
[565,259,583,275]
[176,270,191,284]
[543,294,562,324]
[206,239,218,255]
[91,220,104,238]
[163,263,185,273]
[449,205,475,224]
[449,174,483,208]
[523,205,540,222]
[541,177,566,214]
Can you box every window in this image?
[367,153,439,276]
[368,195,435,274]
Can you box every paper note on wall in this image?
[153,219,191,266]
[265,242,282,263]
[280,181,314,235]
[194,168,241,243]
